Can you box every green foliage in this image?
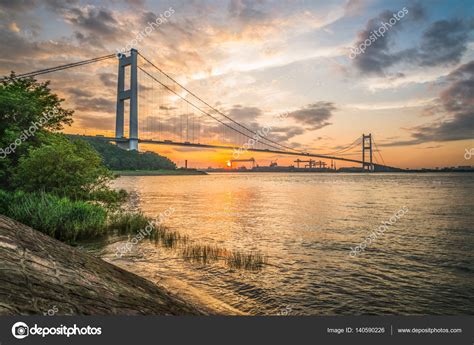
[72,136,176,170]
[4,191,107,243]
[0,74,73,188]
[12,134,116,202]
[0,74,181,244]
[0,189,12,215]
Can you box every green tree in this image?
[74,136,176,170]
[12,134,116,201]
[0,74,73,187]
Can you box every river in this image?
[90,173,474,315]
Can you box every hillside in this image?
[69,135,176,170]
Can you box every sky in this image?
[0,0,473,169]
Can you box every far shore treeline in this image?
[0,74,171,244]
[69,135,176,171]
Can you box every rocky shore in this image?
[0,215,207,315]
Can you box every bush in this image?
[12,134,115,202]
[5,191,107,243]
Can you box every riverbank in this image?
[0,215,239,315]
[114,169,207,176]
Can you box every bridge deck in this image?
[84,136,391,168]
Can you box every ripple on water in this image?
[98,173,474,315]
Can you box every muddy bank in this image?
[0,215,207,315]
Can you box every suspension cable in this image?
[321,136,361,156]
[138,66,285,151]
[372,136,386,166]
[137,52,305,153]
[1,54,116,81]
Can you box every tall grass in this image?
[225,250,267,270]
[149,226,186,248]
[181,243,267,270]
[181,244,224,264]
[4,191,107,243]
[0,190,267,270]
[107,211,150,235]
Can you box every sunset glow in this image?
[1,0,472,169]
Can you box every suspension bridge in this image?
[2,48,396,171]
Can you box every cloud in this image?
[351,5,423,75]
[67,85,114,113]
[351,7,472,75]
[65,6,118,35]
[228,0,266,22]
[99,73,115,87]
[75,97,115,112]
[62,5,126,48]
[67,88,93,98]
[382,60,474,146]
[267,126,305,142]
[77,114,115,130]
[344,0,365,17]
[287,102,336,130]
[0,0,36,12]
[417,19,471,67]
[227,105,262,122]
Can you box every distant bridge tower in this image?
[115,48,138,151]
[362,133,374,171]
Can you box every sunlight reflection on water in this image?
[98,172,474,315]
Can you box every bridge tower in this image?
[362,133,374,171]
[115,48,139,150]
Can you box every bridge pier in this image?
[115,48,139,151]
[362,133,374,171]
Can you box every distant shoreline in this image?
[114,169,208,176]
[203,169,474,173]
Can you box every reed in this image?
[181,243,266,270]
[149,226,187,248]
[107,211,150,235]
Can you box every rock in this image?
[0,215,206,315]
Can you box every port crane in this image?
[294,159,327,169]
[229,158,256,169]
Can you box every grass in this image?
[0,189,267,270]
[149,226,187,248]
[181,243,267,270]
[181,244,224,264]
[3,191,107,243]
[0,190,153,244]
[107,215,267,270]
[225,250,267,270]
[107,211,150,235]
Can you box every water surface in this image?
[93,173,474,315]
